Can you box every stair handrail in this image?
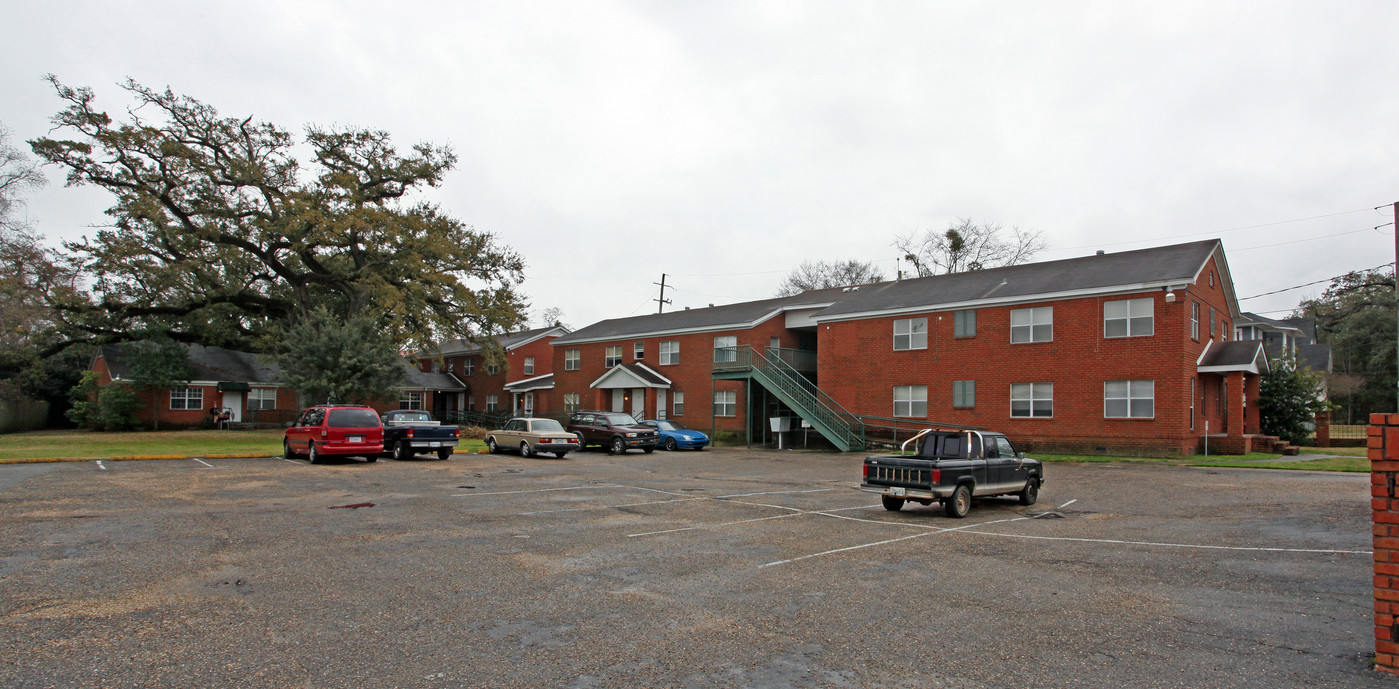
[718,345,865,449]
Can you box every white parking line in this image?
[281,458,301,464]
[454,484,623,498]
[957,529,1372,556]
[758,515,1039,568]
[628,504,885,538]
[95,461,106,471]
[191,458,215,468]
[714,488,834,499]
[521,497,707,516]
[1059,499,1078,508]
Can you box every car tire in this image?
[664,438,678,451]
[395,441,412,461]
[437,449,452,461]
[881,495,905,511]
[308,444,321,465]
[945,484,971,518]
[520,442,533,458]
[486,437,499,454]
[553,452,568,459]
[576,434,587,450]
[643,446,655,454]
[609,437,625,455]
[365,453,377,463]
[283,439,297,459]
[1019,477,1039,506]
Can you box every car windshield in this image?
[603,413,638,425]
[531,419,564,432]
[327,408,381,428]
[655,421,679,431]
[394,412,431,422]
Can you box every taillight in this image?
[407,428,415,438]
[453,428,460,438]
[862,464,869,478]
[930,469,941,485]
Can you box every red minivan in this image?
[284,405,385,464]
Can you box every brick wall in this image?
[1371,413,1399,675]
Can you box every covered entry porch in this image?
[589,363,672,420]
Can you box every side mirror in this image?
[1016,451,1025,460]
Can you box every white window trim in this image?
[1010,307,1053,344]
[659,340,680,366]
[1104,298,1154,338]
[564,349,580,371]
[714,389,736,417]
[893,317,928,351]
[892,385,928,418]
[1010,382,1054,418]
[605,345,623,368]
[1104,380,1155,419]
[952,380,976,409]
[672,390,685,416]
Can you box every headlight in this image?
[626,432,637,438]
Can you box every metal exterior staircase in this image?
[713,346,866,452]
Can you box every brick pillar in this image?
[1226,371,1245,436]
[1244,373,1262,435]
[1315,412,1331,448]
[1370,413,1399,675]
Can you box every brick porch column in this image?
[1244,373,1262,435]
[1225,371,1245,436]
[1315,412,1331,448]
[1370,412,1399,675]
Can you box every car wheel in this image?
[576,434,587,450]
[643,446,655,454]
[486,437,499,454]
[945,484,971,518]
[609,437,625,455]
[395,441,412,461]
[365,452,377,463]
[437,448,452,460]
[664,437,678,451]
[1019,477,1039,506]
[283,439,297,459]
[881,495,905,511]
[308,444,321,465]
[520,442,533,458]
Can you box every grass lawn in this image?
[0,429,489,461]
[1038,449,1370,473]
[1189,455,1370,472]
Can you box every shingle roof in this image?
[1295,343,1332,373]
[100,343,283,384]
[402,365,464,391]
[552,285,861,344]
[433,326,568,356]
[1197,340,1270,374]
[1238,311,1306,334]
[816,240,1225,320]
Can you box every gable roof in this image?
[814,240,1231,322]
[589,363,673,389]
[1197,340,1270,375]
[99,343,282,384]
[552,285,860,345]
[433,326,570,357]
[1238,312,1307,335]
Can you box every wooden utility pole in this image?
[655,273,672,314]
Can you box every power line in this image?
[1044,206,1379,253]
[1238,262,1394,301]
[1231,223,1393,252]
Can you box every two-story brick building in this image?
[538,239,1269,456]
[421,326,569,419]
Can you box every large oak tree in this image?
[31,77,528,358]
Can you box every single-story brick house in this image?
[91,344,462,428]
[535,239,1270,456]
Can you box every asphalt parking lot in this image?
[0,447,1383,688]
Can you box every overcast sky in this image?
[3,1,1397,331]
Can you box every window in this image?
[714,390,736,417]
[893,318,928,350]
[1209,307,1216,337]
[523,356,535,376]
[468,394,475,411]
[769,337,781,351]
[431,361,441,373]
[1191,302,1200,340]
[1104,298,1154,338]
[605,345,622,368]
[659,340,680,365]
[463,358,475,376]
[1010,307,1053,343]
[714,336,737,363]
[248,388,277,410]
[563,393,580,413]
[893,385,928,418]
[672,391,685,416]
[1105,380,1154,418]
[953,381,976,408]
[1010,382,1053,418]
[954,310,976,338]
[634,341,644,359]
[564,349,580,371]
[1220,319,1229,341]
[486,394,499,412]
[487,362,499,375]
[170,387,203,410]
[399,391,424,410]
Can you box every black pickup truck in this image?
[860,429,1043,518]
[381,410,460,460]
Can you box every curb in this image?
[0,453,279,465]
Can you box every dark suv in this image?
[567,411,660,455]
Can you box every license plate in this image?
[889,487,906,497]
[348,436,363,443]
[429,442,440,447]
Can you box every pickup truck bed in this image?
[381,410,460,460]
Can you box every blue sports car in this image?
[640,419,709,451]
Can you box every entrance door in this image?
[611,389,625,412]
[631,389,644,419]
[223,391,244,422]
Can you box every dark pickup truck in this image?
[860,429,1043,518]
[381,410,460,460]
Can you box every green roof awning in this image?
[217,381,251,392]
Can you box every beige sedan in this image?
[485,417,582,458]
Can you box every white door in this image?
[657,391,667,420]
[223,391,244,422]
[611,389,625,412]
[523,392,534,415]
[631,388,644,419]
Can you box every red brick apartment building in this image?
[420,326,568,419]
[541,239,1268,456]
